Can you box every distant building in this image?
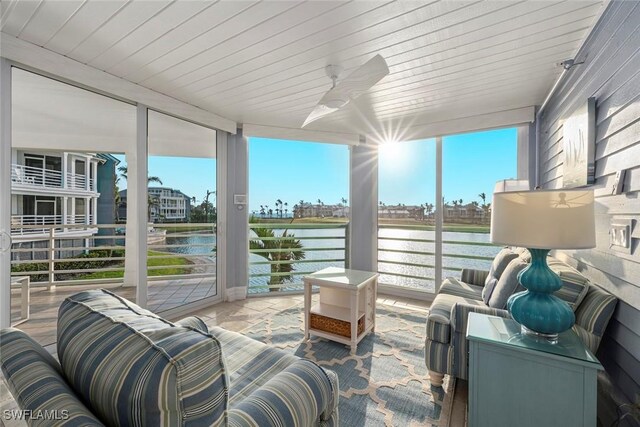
[378,205,424,219]
[118,187,192,223]
[10,150,117,259]
[442,203,486,220]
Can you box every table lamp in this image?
[490,188,595,341]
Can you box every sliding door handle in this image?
[0,231,11,252]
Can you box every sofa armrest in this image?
[450,303,509,334]
[228,359,338,427]
[0,328,105,426]
[460,269,490,287]
[175,315,209,333]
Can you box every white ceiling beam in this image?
[242,123,360,146]
[372,106,536,143]
[0,33,237,134]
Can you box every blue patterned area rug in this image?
[243,303,455,427]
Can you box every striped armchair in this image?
[425,250,618,386]
[1,290,339,426]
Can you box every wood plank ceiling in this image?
[0,0,605,136]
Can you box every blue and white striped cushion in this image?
[0,328,105,426]
[57,289,228,427]
[547,259,590,309]
[208,326,339,426]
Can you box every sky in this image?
[115,127,517,211]
[114,154,216,204]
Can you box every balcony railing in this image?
[378,224,499,292]
[11,164,95,191]
[11,214,95,235]
[11,164,62,188]
[249,222,348,294]
[10,223,217,289]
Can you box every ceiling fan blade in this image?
[329,54,389,101]
[302,104,339,128]
[302,54,389,128]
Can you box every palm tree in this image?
[249,224,305,292]
[298,200,305,218]
[284,202,288,217]
[117,165,163,185]
[268,208,273,217]
[478,192,486,205]
[341,197,347,205]
[276,199,283,217]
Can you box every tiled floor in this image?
[2,293,468,426]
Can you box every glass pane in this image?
[442,128,518,277]
[378,139,436,292]
[10,68,136,346]
[144,110,218,312]
[248,138,349,294]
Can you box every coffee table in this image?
[303,267,378,353]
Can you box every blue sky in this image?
[251,127,517,211]
[115,127,516,210]
[378,127,518,207]
[114,155,216,204]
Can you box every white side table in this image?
[11,276,30,326]
[303,267,378,353]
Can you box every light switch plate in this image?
[610,219,632,253]
[612,169,627,195]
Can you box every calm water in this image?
[161,227,499,293]
[248,227,499,293]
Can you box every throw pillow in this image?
[482,247,519,304]
[548,259,590,310]
[488,258,529,309]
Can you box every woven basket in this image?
[310,312,365,339]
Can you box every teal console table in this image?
[467,312,602,427]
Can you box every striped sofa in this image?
[425,248,618,386]
[0,289,339,426]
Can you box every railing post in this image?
[344,223,350,269]
[48,227,55,290]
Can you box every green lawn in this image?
[81,250,191,279]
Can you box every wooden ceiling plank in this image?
[18,0,83,47]
[1,0,42,36]
[88,1,211,71]
[67,0,171,64]
[200,1,597,109]
[111,1,258,79]
[43,0,126,54]
[164,1,352,93]
[178,1,480,100]
[224,18,592,115]
[131,2,300,87]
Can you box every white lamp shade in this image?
[490,189,596,249]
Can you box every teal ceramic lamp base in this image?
[507,248,575,341]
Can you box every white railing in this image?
[11,164,62,188]
[66,172,91,190]
[11,164,96,191]
[10,223,217,288]
[11,215,96,235]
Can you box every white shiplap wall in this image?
[537,1,640,424]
